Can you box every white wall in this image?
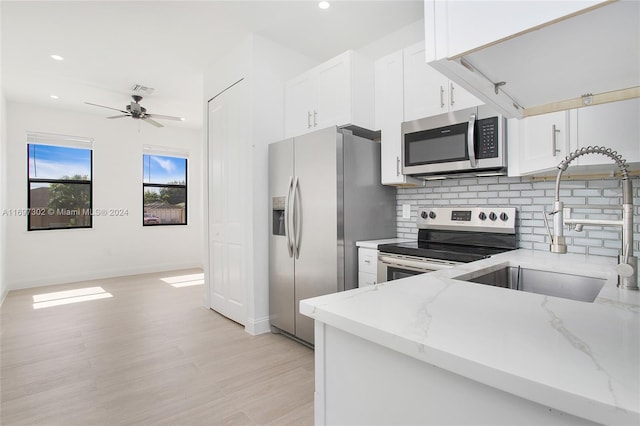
[5,102,203,290]
[203,34,314,334]
[0,0,7,302]
[249,35,315,332]
[201,18,424,334]
[356,19,425,61]
[0,94,7,303]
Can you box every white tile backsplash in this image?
[396,175,640,258]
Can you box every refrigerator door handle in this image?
[285,175,294,257]
[292,176,301,259]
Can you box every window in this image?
[27,135,93,231]
[143,154,187,226]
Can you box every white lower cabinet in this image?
[358,247,378,287]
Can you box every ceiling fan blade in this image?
[107,114,130,119]
[146,113,184,121]
[85,102,128,114]
[143,117,164,128]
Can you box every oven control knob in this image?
[429,211,436,219]
[479,212,487,221]
[489,212,497,221]
[500,212,509,221]
[421,211,428,219]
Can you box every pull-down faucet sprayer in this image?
[549,146,638,290]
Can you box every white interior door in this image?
[207,81,247,325]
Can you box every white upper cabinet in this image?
[426,0,606,61]
[375,50,419,186]
[516,111,571,175]
[285,73,316,138]
[574,98,640,167]
[512,99,639,175]
[403,41,481,122]
[285,50,374,138]
[424,0,638,119]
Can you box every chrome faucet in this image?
[548,146,638,290]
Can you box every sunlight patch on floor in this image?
[32,286,113,309]
[161,273,204,288]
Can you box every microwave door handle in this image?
[468,113,477,168]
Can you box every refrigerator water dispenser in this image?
[272,197,286,236]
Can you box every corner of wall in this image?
[356,18,425,61]
[0,0,6,302]
[0,94,7,305]
[244,315,272,336]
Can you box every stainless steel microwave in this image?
[402,106,506,177]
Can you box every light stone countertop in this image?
[355,238,412,249]
[300,249,640,425]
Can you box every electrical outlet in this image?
[402,204,411,219]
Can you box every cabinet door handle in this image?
[313,110,318,127]
[307,111,312,129]
[396,156,401,176]
[440,86,445,108]
[552,124,561,156]
[450,82,455,106]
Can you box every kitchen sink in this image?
[453,266,606,302]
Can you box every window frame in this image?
[142,154,188,227]
[27,141,94,232]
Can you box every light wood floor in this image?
[0,269,314,426]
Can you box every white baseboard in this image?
[0,288,7,307]
[6,262,204,291]
[245,315,272,336]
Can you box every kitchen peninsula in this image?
[301,250,640,425]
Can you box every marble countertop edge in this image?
[300,249,640,425]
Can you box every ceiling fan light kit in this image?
[84,95,184,128]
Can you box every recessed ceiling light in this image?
[49,95,59,99]
[50,54,64,61]
[318,1,330,10]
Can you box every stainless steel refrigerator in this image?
[268,126,396,345]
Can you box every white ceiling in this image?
[1,1,423,129]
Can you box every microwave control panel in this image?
[476,117,499,159]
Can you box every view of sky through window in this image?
[143,154,187,184]
[27,143,93,231]
[28,144,91,180]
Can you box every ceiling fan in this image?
[85,95,184,127]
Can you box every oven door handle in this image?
[378,255,456,271]
[467,113,477,168]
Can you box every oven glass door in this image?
[386,266,426,282]
[377,253,460,284]
[404,122,469,167]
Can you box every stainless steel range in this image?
[378,207,517,283]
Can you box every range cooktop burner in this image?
[379,207,518,263]
[378,241,511,263]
